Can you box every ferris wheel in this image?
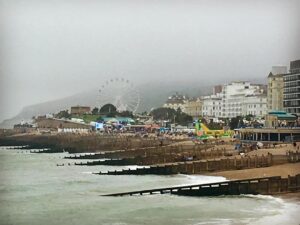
[98,78,140,113]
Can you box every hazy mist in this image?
[1,0,300,122]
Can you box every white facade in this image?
[244,95,268,117]
[202,95,222,117]
[222,82,267,118]
[163,93,187,111]
[202,81,267,118]
[163,102,185,111]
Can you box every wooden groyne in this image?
[103,174,300,197]
[64,146,158,160]
[30,149,63,153]
[94,152,300,175]
[72,147,237,166]
[65,143,233,159]
[94,154,274,175]
[66,144,237,166]
[0,134,169,153]
[288,151,300,162]
[75,158,136,166]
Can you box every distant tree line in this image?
[54,104,261,130]
[55,110,71,119]
[197,114,262,130]
[150,107,193,126]
[91,104,134,118]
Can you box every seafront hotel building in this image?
[201,82,267,118]
[284,60,300,116]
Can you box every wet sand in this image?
[275,192,300,201]
[206,162,300,180]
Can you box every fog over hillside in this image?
[0,81,213,128]
[0,75,268,128]
[1,0,299,125]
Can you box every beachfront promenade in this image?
[239,127,300,143]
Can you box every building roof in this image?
[71,106,91,109]
[165,99,185,104]
[268,111,297,120]
[102,117,135,123]
[165,93,187,104]
[117,117,135,123]
[268,72,284,79]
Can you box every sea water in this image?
[0,147,299,225]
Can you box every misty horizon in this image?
[0,77,268,123]
[1,0,300,122]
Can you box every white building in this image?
[221,81,267,118]
[202,95,222,117]
[163,93,187,111]
[244,94,268,117]
[202,81,267,118]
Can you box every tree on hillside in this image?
[55,110,71,119]
[141,111,149,116]
[96,116,103,122]
[100,104,117,115]
[150,107,193,126]
[118,110,133,118]
[150,107,176,121]
[245,114,254,122]
[229,116,244,129]
[207,122,223,130]
[223,118,230,126]
[175,108,193,125]
[92,107,99,115]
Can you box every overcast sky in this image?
[0,0,300,122]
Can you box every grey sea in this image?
[0,147,299,225]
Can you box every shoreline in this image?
[203,163,300,200]
[273,192,300,201]
[204,163,300,180]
